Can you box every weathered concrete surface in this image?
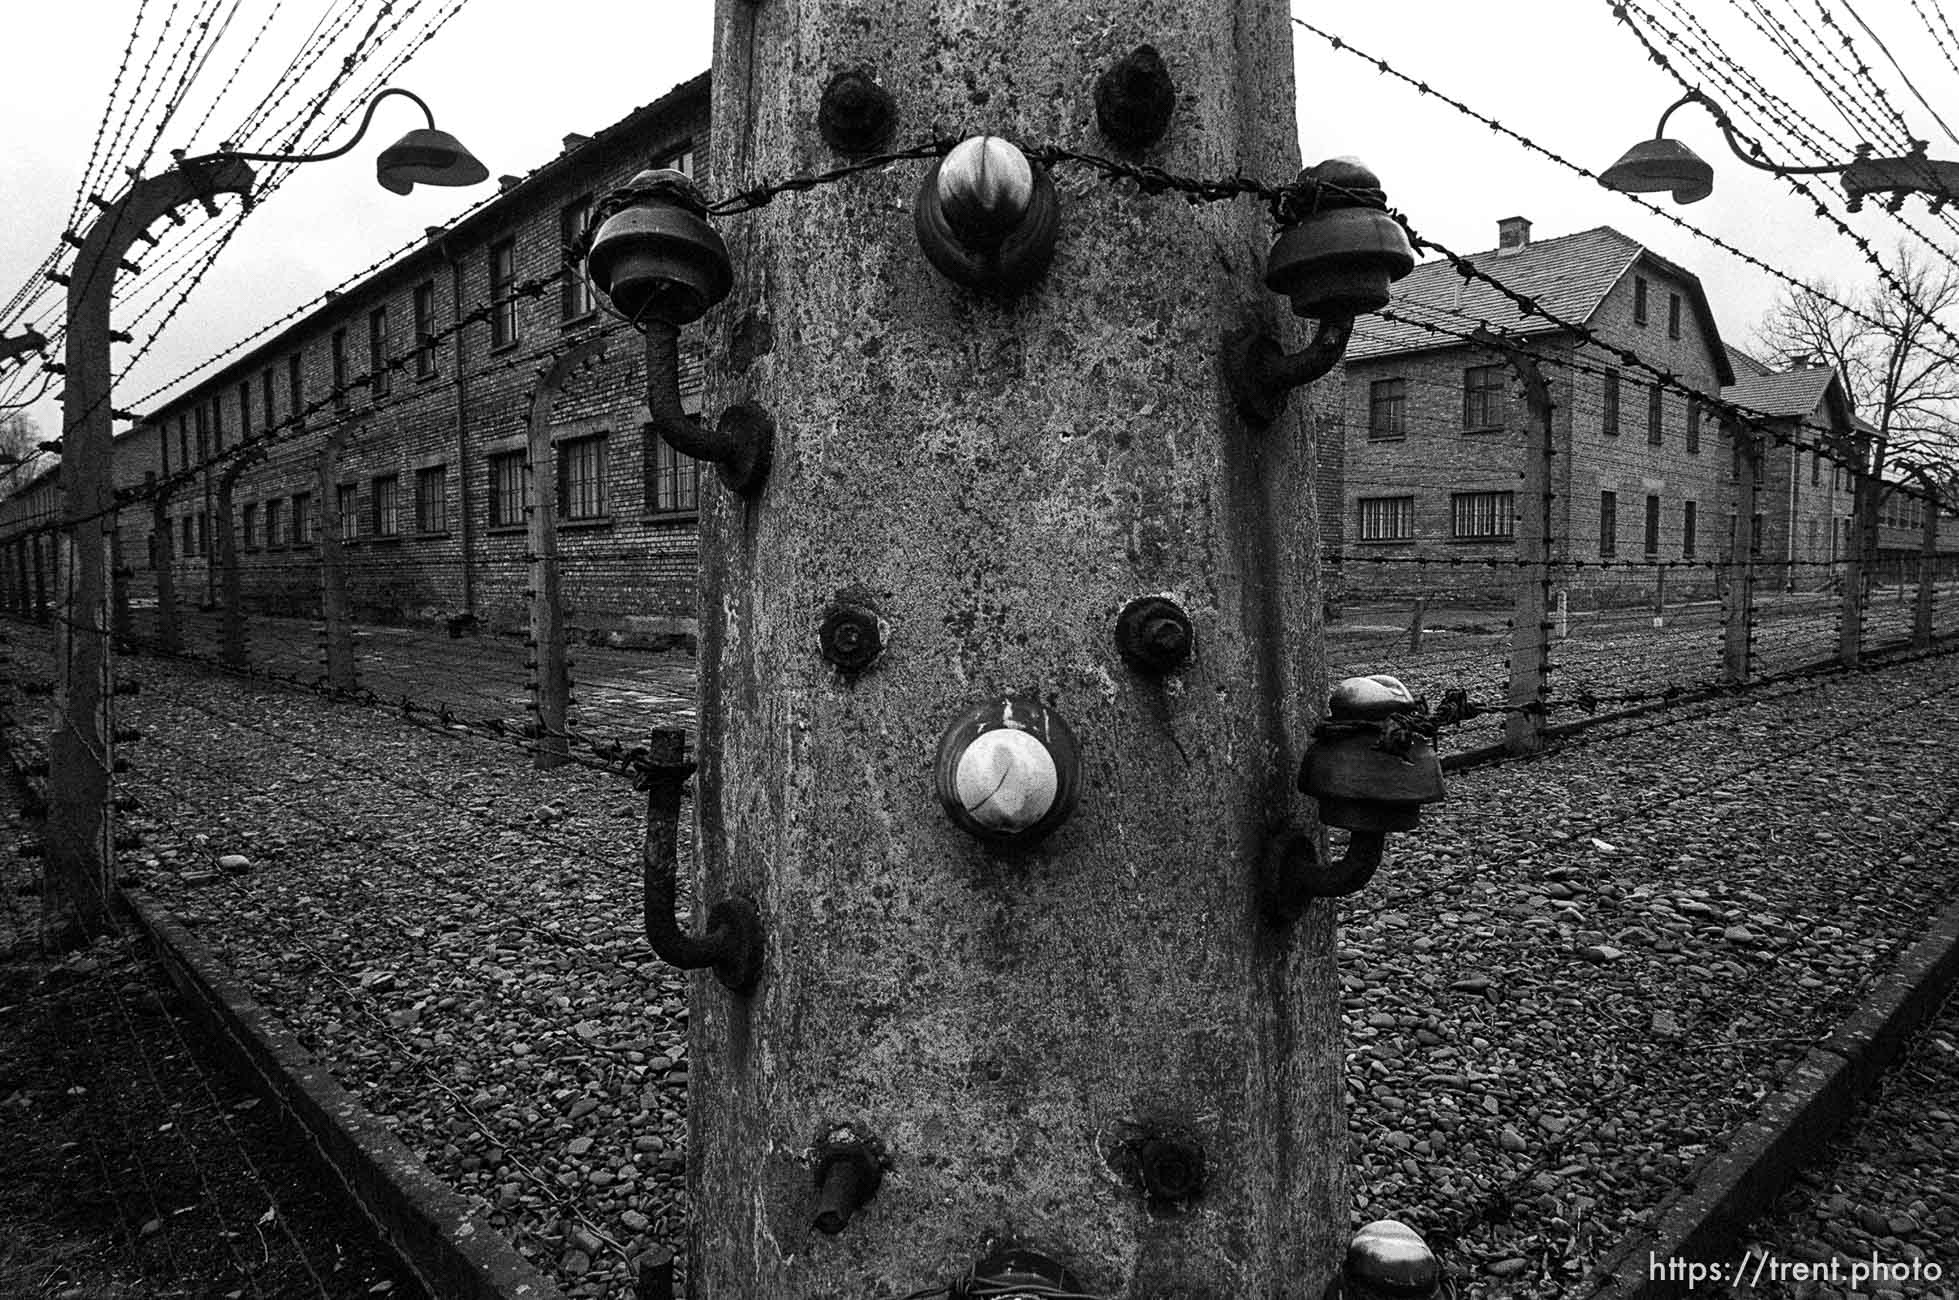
[693,3,1345,1296]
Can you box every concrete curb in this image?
[1590,889,1959,1299]
[120,887,570,1300]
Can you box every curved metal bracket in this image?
[1223,316,1354,426]
[644,320,772,496]
[1262,828,1388,923]
[640,733,763,994]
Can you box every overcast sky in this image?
[4,1,1955,454]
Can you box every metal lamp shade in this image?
[375,128,490,195]
[1599,137,1714,205]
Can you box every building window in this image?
[1600,490,1618,557]
[1450,490,1515,540]
[209,396,224,451]
[1357,495,1415,541]
[177,414,190,471]
[645,434,698,514]
[261,369,275,429]
[369,306,391,397]
[371,474,400,537]
[237,380,252,439]
[264,499,283,548]
[1462,364,1506,431]
[490,239,518,348]
[561,198,594,320]
[415,465,448,533]
[1685,395,1700,454]
[195,404,209,462]
[1647,383,1663,445]
[288,352,304,421]
[241,503,258,550]
[489,453,527,527]
[1811,450,1821,486]
[1633,275,1649,325]
[292,492,314,545]
[1368,378,1407,439]
[1683,500,1697,559]
[1667,292,1682,339]
[1644,493,1661,556]
[413,280,437,378]
[181,514,195,555]
[337,484,359,541]
[1602,369,1619,436]
[656,145,695,176]
[331,329,349,410]
[558,435,607,520]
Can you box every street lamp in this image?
[1600,90,1959,210]
[47,87,485,936]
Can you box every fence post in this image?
[317,427,357,691]
[150,486,180,653]
[1407,597,1425,653]
[525,337,605,769]
[1723,420,1760,685]
[1482,330,1553,755]
[216,454,255,671]
[1915,491,1939,650]
[1652,563,1666,628]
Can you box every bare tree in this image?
[1755,245,1959,661]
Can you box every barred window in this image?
[371,474,400,537]
[558,435,607,520]
[490,239,518,348]
[562,199,594,320]
[1357,495,1414,541]
[413,280,438,378]
[645,433,698,514]
[292,492,314,545]
[369,307,391,397]
[241,503,258,550]
[1368,378,1406,440]
[264,499,283,548]
[416,465,448,533]
[1599,490,1618,557]
[331,329,348,411]
[1602,369,1619,436]
[337,484,359,541]
[1450,490,1515,540]
[1462,364,1506,431]
[488,452,527,527]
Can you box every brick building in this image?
[1721,346,1856,586]
[1336,219,1736,603]
[3,72,713,645]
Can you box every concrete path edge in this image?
[120,886,571,1300]
[1589,889,1959,1299]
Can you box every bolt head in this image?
[1116,596,1194,674]
[818,604,884,672]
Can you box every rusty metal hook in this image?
[640,732,763,994]
[1262,828,1387,923]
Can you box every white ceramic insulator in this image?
[937,136,1034,238]
[954,728,1058,832]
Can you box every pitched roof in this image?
[1349,224,1734,384]
[1349,226,1641,359]
[1725,344,1773,378]
[1723,364,1838,419]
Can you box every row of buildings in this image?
[1,72,1950,640]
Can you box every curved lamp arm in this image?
[1652,91,1850,176]
[212,87,437,166]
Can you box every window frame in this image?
[371,473,401,538]
[331,329,349,411]
[291,491,314,546]
[1602,369,1620,437]
[1683,500,1698,559]
[1599,489,1618,557]
[241,502,259,551]
[368,305,391,397]
[1667,292,1682,339]
[1647,383,1663,446]
[488,451,527,529]
[1356,495,1415,543]
[413,280,438,379]
[1643,493,1661,556]
[644,432,699,517]
[1685,395,1701,454]
[415,464,449,535]
[1461,363,1507,432]
[561,198,595,322]
[336,483,360,542]
[557,433,608,522]
[1367,377,1407,441]
[264,498,284,550]
[1449,489,1516,541]
[1633,275,1649,326]
[489,239,518,349]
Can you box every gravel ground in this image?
[7,617,1959,1298]
[1734,985,1959,1300]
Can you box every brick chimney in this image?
[562,133,592,153]
[1497,215,1532,253]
